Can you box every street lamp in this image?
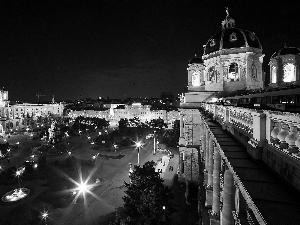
[129,163,133,183]
[162,205,166,221]
[41,211,49,225]
[135,141,142,166]
[153,130,156,155]
[113,144,117,152]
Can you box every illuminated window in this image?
[283,63,296,82]
[251,63,257,81]
[191,70,201,86]
[208,67,216,82]
[228,63,239,81]
[272,66,277,83]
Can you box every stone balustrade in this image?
[199,103,300,161]
[199,114,267,225]
[265,110,300,160]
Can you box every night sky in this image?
[1,0,299,102]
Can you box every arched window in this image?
[283,63,296,82]
[251,63,257,81]
[228,63,239,81]
[191,70,201,86]
[208,67,216,82]
[271,66,277,83]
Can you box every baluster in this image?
[270,121,280,147]
[277,122,289,150]
[286,124,299,154]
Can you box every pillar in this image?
[205,135,214,208]
[207,136,214,188]
[221,170,234,225]
[212,145,221,216]
[180,114,183,137]
[202,124,207,168]
[205,128,210,171]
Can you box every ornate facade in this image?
[178,9,300,225]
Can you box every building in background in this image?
[0,88,64,134]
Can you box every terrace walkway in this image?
[207,120,300,225]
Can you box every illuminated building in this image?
[178,9,300,225]
[69,103,179,128]
[269,46,300,87]
[0,89,64,134]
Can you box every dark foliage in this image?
[112,161,175,225]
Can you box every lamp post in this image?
[153,130,156,155]
[41,211,49,225]
[129,163,133,183]
[135,141,142,166]
[113,144,117,152]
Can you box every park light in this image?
[135,141,142,148]
[41,210,49,224]
[7,148,11,153]
[98,131,102,135]
[163,205,166,210]
[34,163,38,168]
[76,180,91,195]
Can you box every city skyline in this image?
[1,1,299,102]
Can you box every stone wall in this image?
[262,145,300,191]
[183,147,200,184]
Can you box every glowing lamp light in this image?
[34,164,38,168]
[136,142,142,148]
[77,181,89,194]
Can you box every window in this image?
[228,63,239,81]
[283,63,296,82]
[191,70,201,86]
[208,67,216,82]
[271,66,277,83]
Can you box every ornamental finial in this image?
[226,7,229,17]
[221,7,235,30]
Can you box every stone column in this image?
[207,136,214,188]
[212,145,221,217]
[205,128,210,172]
[180,114,183,137]
[202,124,207,168]
[221,170,234,225]
[205,135,214,208]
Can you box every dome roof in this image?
[189,57,203,64]
[271,46,300,58]
[203,9,261,55]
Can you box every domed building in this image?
[202,9,264,93]
[269,46,300,87]
[182,9,265,105]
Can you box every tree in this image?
[150,118,167,130]
[118,118,129,133]
[116,161,175,225]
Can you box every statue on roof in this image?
[221,7,235,30]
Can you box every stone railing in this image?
[265,110,300,160]
[228,106,254,135]
[200,117,267,225]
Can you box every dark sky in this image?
[0,0,299,102]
